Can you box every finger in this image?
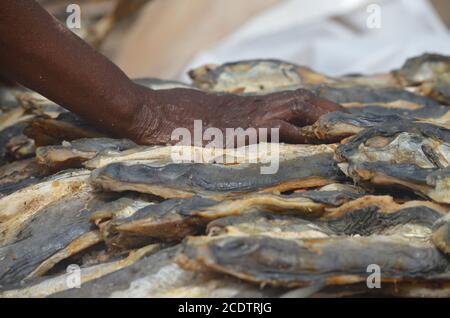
[263,89,346,126]
[287,89,346,126]
[261,119,312,144]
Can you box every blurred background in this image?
[39,0,450,80]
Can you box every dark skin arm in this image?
[0,0,344,145]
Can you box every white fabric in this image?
[181,0,450,80]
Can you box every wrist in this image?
[123,83,163,144]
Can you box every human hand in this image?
[125,86,345,146]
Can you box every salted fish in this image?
[0,158,43,197]
[51,246,284,298]
[24,113,105,147]
[189,59,336,94]
[175,193,448,288]
[90,150,346,199]
[188,54,449,105]
[84,143,335,170]
[91,184,361,251]
[395,53,450,104]
[335,120,450,203]
[298,111,402,144]
[0,169,91,247]
[206,196,445,239]
[0,188,120,287]
[176,234,448,288]
[0,244,161,298]
[433,213,450,256]
[36,138,136,173]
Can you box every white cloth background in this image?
[181,0,450,80]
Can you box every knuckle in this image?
[293,88,313,99]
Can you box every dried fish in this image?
[0,244,161,298]
[13,90,66,118]
[313,85,450,128]
[0,189,120,287]
[5,135,35,160]
[99,197,216,251]
[188,54,449,105]
[93,184,362,251]
[298,111,402,143]
[395,53,450,104]
[0,107,28,132]
[336,121,450,202]
[207,212,333,240]
[189,59,403,94]
[176,235,448,288]
[205,195,445,238]
[0,158,43,197]
[24,112,105,147]
[433,213,450,256]
[90,150,346,199]
[0,122,30,165]
[0,90,62,163]
[175,192,448,288]
[0,86,22,111]
[84,143,335,170]
[51,247,284,298]
[308,274,450,297]
[36,138,136,173]
[189,59,334,94]
[89,194,158,225]
[0,169,91,247]
[89,195,157,251]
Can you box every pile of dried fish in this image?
[1,53,450,298]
